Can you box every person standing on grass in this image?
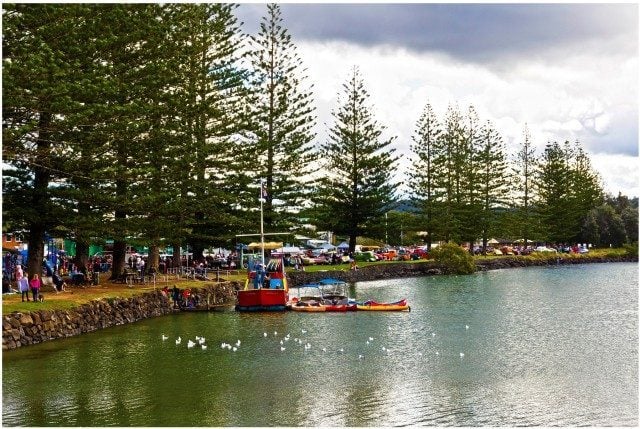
[18,275,30,301]
[29,273,42,302]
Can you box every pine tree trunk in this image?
[27,111,52,279]
[172,242,181,269]
[110,239,126,280]
[348,235,357,254]
[74,240,89,272]
[149,244,159,272]
[26,226,45,280]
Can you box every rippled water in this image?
[3,263,638,426]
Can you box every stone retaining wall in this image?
[2,282,239,351]
[287,254,638,287]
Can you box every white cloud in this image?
[298,40,639,197]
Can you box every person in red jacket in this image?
[29,273,42,302]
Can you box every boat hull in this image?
[290,304,326,312]
[236,289,289,312]
[356,299,410,311]
[356,304,410,311]
[324,303,358,312]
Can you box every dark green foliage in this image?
[410,102,441,250]
[511,125,539,247]
[246,3,316,230]
[536,141,603,244]
[430,243,476,275]
[311,67,399,253]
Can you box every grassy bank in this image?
[2,248,634,315]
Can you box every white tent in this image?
[275,246,303,254]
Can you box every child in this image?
[18,276,30,302]
[29,274,42,302]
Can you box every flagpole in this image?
[260,178,265,266]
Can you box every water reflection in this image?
[3,263,637,426]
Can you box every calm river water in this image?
[3,263,638,426]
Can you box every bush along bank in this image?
[2,282,239,351]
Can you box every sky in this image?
[236,3,639,198]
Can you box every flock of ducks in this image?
[161,324,471,359]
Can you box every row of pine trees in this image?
[3,4,635,279]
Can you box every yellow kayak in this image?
[356,299,410,312]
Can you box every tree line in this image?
[3,4,636,279]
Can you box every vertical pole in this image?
[260,178,265,266]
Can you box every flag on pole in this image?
[260,181,268,201]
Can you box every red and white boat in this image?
[235,257,289,312]
[235,179,289,312]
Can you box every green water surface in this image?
[2,263,638,426]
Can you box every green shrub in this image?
[623,243,639,258]
[430,243,476,275]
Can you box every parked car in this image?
[534,246,557,253]
[354,251,377,262]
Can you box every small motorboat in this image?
[356,298,410,312]
[288,284,326,312]
[318,278,357,312]
[290,299,326,312]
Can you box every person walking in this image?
[29,274,42,302]
[18,275,29,301]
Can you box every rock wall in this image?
[2,282,239,351]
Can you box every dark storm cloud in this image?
[236,3,637,62]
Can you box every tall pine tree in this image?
[410,102,442,250]
[246,3,316,230]
[311,67,399,253]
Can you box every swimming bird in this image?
[465,325,469,330]
[368,337,374,341]
[382,346,386,352]
[339,348,344,353]
[322,348,327,353]
[195,336,200,341]
[435,351,439,356]
[162,334,168,341]
[301,329,307,334]
[366,341,370,345]
[280,340,284,345]
[199,337,206,345]
[418,352,423,357]
[187,340,195,348]
[359,354,364,359]
[432,332,436,337]
[201,344,207,350]
[274,331,277,336]
[460,352,465,358]
[235,340,241,347]
[264,332,268,337]
[280,346,286,352]
[232,347,237,352]
[176,337,182,345]
[221,342,226,349]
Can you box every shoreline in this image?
[288,254,638,286]
[3,255,636,351]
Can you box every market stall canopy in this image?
[337,242,349,250]
[275,246,303,254]
[320,243,336,250]
[247,242,283,250]
[487,238,499,245]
